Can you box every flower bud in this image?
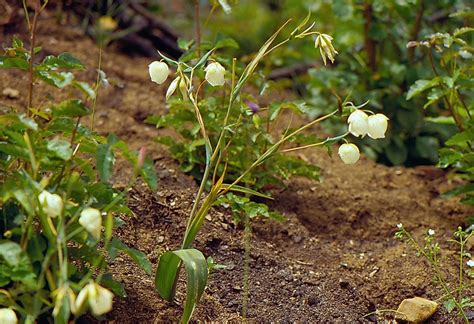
[148,61,169,85]
[0,309,17,324]
[204,62,225,87]
[315,33,338,65]
[79,208,102,240]
[338,143,360,164]
[367,113,389,139]
[347,110,369,137]
[38,190,63,218]
[75,283,113,316]
[166,77,179,100]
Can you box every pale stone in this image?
[396,297,438,323]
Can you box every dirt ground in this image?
[1,11,473,323]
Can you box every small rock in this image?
[2,88,19,99]
[157,235,165,243]
[396,296,438,323]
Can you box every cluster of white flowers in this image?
[148,60,226,101]
[338,110,389,165]
[37,191,103,240]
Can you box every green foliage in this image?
[396,225,473,322]
[198,0,471,165]
[0,38,156,322]
[407,28,474,218]
[155,249,208,323]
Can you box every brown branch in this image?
[363,2,377,72]
[27,0,41,113]
[129,1,178,40]
[408,0,424,63]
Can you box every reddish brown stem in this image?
[363,2,377,72]
[27,0,41,114]
[408,0,424,63]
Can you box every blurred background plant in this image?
[407,27,473,224]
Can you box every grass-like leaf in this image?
[155,248,208,324]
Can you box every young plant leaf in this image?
[155,249,208,324]
[108,238,152,275]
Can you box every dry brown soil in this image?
[1,12,473,323]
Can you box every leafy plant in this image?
[149,13,388,322]
[395,225,474,322]
[407,27,474,221]
[0,3,156,322]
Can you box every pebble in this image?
[2,88,19,99]
[396,296,438,323]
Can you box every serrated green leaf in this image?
[140,156,158,191]
[36,70,74,88]
[96,143,115,183]
[406,78,441,100]
[41,53,85,70]
[47,139,73,161]
[52,99,90,118]
[0,57,29,70]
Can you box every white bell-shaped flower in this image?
[347,110,369,137]
[367,113,389,139]
[338,143,360,164]
[79,208,102,240]
[166,77,180,100]
[148,61,169,85]
[75,283,113,316]
[204,62,225,87]
[0,309,17,324]
[38,190,63,218]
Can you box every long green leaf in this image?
[155,249,208,324]
[220,184,273,199]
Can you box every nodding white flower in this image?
[347,110,369,137]
[315,33,338,65]
[204,62,225,87]
[367,114,389,139]
[0,309,17,324]
[38,190,63,218]
[148,61,169,85]
[166,77,180,100]
[459,50,472,59]
[397,223,403,229]
[75,283,113,316]
[427,229,435,236]
[79,208,102,240]
[338,143,360,164]
[467,260,474,268]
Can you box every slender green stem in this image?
[91,45,103,131]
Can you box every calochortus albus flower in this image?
[314,33,338,65]
[338,143,360,164]
[427,229,435,236]
[0,309,17,324]
[148,61,169,85]
[367,114,389,139]
[38,190,63,218]
[467,259,474,268]
[75,282,114,316]
[347,110,369,137]
[204,62,225,86]
[79,208,102,240]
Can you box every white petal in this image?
[89,285,114,316]
[79,208,102,240]
[149,61,169,85]
[367,114,389,139]
[338,143,360,164]
[0,309,18,324]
